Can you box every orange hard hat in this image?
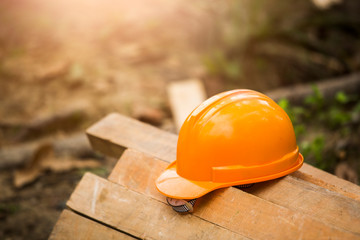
[156,89,303,199]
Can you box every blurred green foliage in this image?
[278,86,359,171]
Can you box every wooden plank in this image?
[244,174,360,234]
[108,149,360,239]
[86,113,177,160]
[49,209,135,240]
[292,163,360,201]
[167,79,206,131]
[67,173,248,240]
[86,112,360,202]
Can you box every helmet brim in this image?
[155,161,224,199]
[155,154,304,199]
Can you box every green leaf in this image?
[328,106,351,128]
[278,98,289,110]
[304,85,324,109]
[335,91,349,104]
[294,124,305,136]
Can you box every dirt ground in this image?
[1,0,359,239]
[0,1,219,239]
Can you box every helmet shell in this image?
[156,89,303,199]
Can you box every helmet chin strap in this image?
[167,184,254,213]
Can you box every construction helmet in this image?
[156,89,303,199]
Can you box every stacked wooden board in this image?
[49,112,360,240]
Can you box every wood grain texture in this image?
[86,113,177,160]
[292,163,360,201]
[49,210,135,240]
[167,79,206,131]
[108,149,360,239]
[86,112,360,202]
[67,173,248,240]
[244,175,360,234]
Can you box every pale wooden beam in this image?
[167,79,206,132]
[86,113,177,160]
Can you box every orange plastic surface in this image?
[156,89,304,199]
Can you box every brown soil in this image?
[0,0,211,238]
